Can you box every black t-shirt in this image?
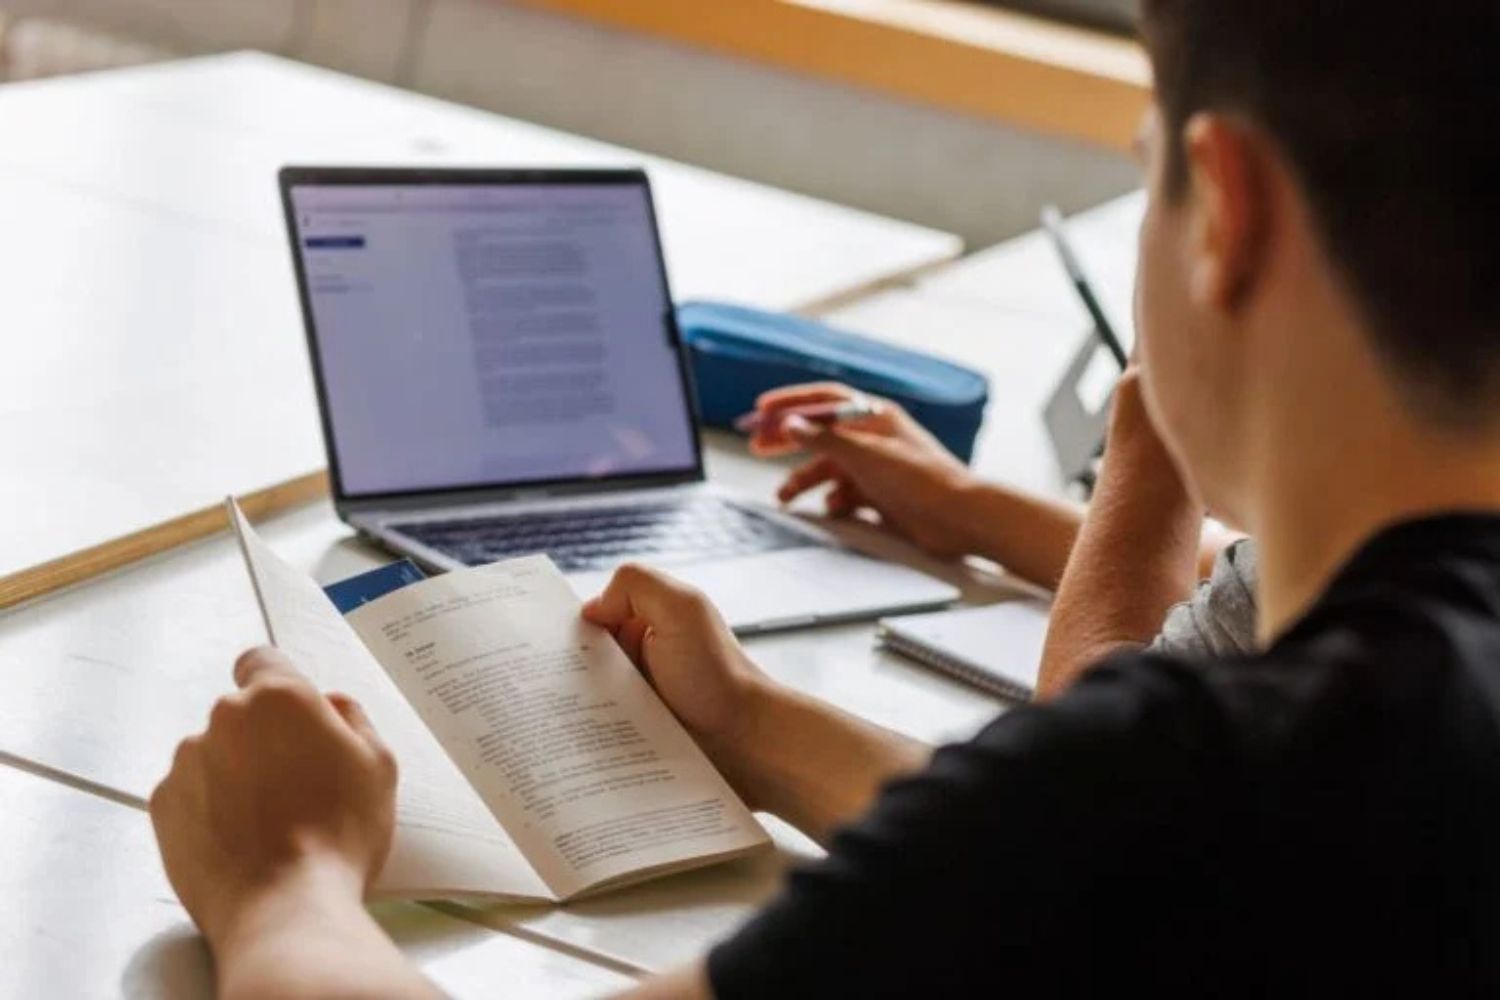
[709,514,1500,995]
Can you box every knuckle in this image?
[247,678,314,713]
[643,567,690,598]
[665,576,711,613]
[615,562,656,589]
[147,779,169,815]
[207,693,247,727]
[170,735,202,770]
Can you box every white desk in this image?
[0,191,1142,992]
[0,763,632,999]
[0,473,1012,981]
[0,51,960,585]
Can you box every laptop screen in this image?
[286,175,700,499]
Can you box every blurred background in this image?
[0,0,1143,249]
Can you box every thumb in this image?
[233,645,311,690]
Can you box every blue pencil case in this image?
[675,301,989,463]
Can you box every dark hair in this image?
[1140,2,1500,430]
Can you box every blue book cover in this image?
[322,559,426,614]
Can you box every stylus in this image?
[733,398,882,435]
[1041,204,1129,370]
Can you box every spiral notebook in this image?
[877,601,1050,701]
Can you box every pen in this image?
[733,398,882,435]
[1040,204,1129,370]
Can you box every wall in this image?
[0,0,1139,247]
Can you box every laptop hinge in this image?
[338,474,707,523]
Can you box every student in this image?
[149,1,1500,995]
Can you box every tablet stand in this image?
[1043,328,1117,495]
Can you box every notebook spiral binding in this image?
[878,626,1033,702]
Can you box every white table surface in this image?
[0,51,960,582]
[0,190,1142,993]
[0,762,632,999]
[0,455,1015,982]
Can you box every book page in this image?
[345,556,770,900]
[228,502,551,902]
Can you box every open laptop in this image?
[279,167,958,633]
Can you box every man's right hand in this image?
[582,564,778,805]
[582,563,930,842]
[748,383,981,558]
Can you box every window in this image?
[510,0,1150,151]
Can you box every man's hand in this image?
[746,381,1094,587]
[748,383,981,558]
[151,648,432,999]
[151,647,396,945]
[1037,368,1204,697]
[582,565,773,796]
[583,565,929,842]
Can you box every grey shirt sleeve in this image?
[1148,538,1260,658]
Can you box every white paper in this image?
[228,500,550,901]
[346,555,769,899]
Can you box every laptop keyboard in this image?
[390,496,817,572]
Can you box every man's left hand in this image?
[149,646,397,950]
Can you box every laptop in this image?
[279,167,958,634]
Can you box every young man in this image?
[149,1,1500,994]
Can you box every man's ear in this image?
[1181,113,1270,311]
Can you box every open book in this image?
[226,500,770,903]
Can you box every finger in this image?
[752,407,897,457]
[327,693,397,788]
[327,692,380,745]
[785,420,900,466]
[233,646,310,690]
[152,734,206,821]
[166,734,204,778]
[148,757,201,847]
[753,383,856,413]
[147,776,176,829]
[748,428,804,458]
[750,385,869,455]
[751,410,891,457]
[616,617,652,665]
[749,405,835,456]
[826,479,863,517]
[776,456,841,504]
[582,563,700,630]
[757,387,895,420]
